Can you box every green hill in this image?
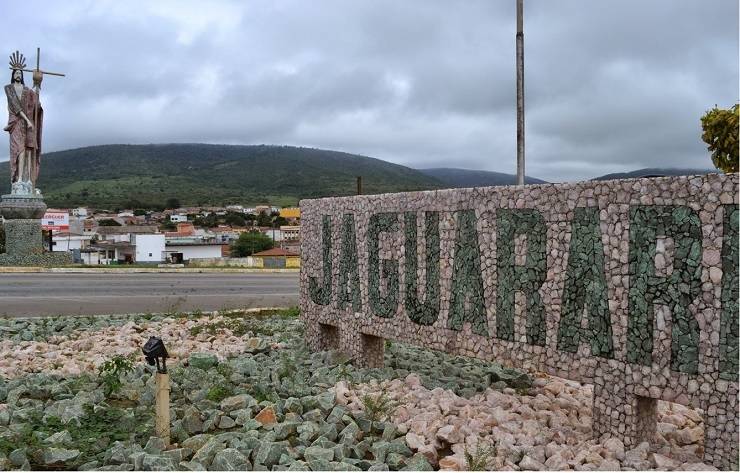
[0,144,444,209]
[419,168,547,186]
[593,167,715,181]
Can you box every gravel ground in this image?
[0,310,715,471]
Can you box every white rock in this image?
[676,426,703,445]
[597,459,620,471]
[405,432,426,451]
[603,438,625,461]
[679,462,718,471]
[436,424,462,445]
[651,453,679,470]
[519,455,547,471]
[405,373,422,388]
[544,453,570,470]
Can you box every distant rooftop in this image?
[252,248,299,257]
[96,225,159,235]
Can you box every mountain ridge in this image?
[0,143,718,209]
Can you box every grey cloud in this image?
[0,0,736,182]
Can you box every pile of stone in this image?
[0,310,711,471]
[0,314,274,378]
[335,375,715,471]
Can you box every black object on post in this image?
[142,336,169,373]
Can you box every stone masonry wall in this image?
[299,173,739,469]
[0,219,74,266]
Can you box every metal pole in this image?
[516,0,525,185]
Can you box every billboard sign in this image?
[42,211,70,232]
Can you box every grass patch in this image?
[464,442,496,471]
[206,384,234,402]
[0,405,151,468]
[361,392,398,422]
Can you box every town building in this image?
[96,225,160,243]
[164,241,225,263]
[71,207,88,217]
[132,234,166,262]
[51,232,91,252]
[251,248,300,268]
[279,207,301,220]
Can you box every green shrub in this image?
[98,354,136,397]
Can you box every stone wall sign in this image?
[300,173,738,469]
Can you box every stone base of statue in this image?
[0,193,72,266]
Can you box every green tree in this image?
[701,104,739,173]
[193,213,218,228]
[0,225,5,254]
[256,211,272,227]
[165,197,181,209]
[223,211,247,227]
[98,219,122,226]
[231,231,273,257]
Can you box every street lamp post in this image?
[516,0,525,185]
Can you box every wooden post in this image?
[356,176,362,195]
[155,372,171,446]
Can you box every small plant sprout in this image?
[464,441,496,471]
[98,354,136,397]
[360,392,399,422]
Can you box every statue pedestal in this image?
[0,193,73,266]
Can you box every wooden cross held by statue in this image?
[8,48,65,187]
[9,48,66,90]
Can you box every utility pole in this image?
[516,0,525,185]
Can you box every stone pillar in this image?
[703,383,739,470]
[0,194,73,266]
[3,219,44,255]
[592,382,657,448]
[304,321,340,352]
[339,327,385,368]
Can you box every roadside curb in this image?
[0,267,300,274]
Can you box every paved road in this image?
[0,273,299,317]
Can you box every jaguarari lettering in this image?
[306,206,728,368]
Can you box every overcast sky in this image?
[1,0,737,181]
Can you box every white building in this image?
[132,234,166,262]
[170,214,188,223]
[262,228,285,242]
[51,233,91,252]
[71,207,88,217]
[164,242,223,263]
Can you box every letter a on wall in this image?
[449,210,488,336]
[557,207,614,358]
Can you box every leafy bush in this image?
[701,104,739,173]
[231,230,274,257]
[98,354,136,397]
